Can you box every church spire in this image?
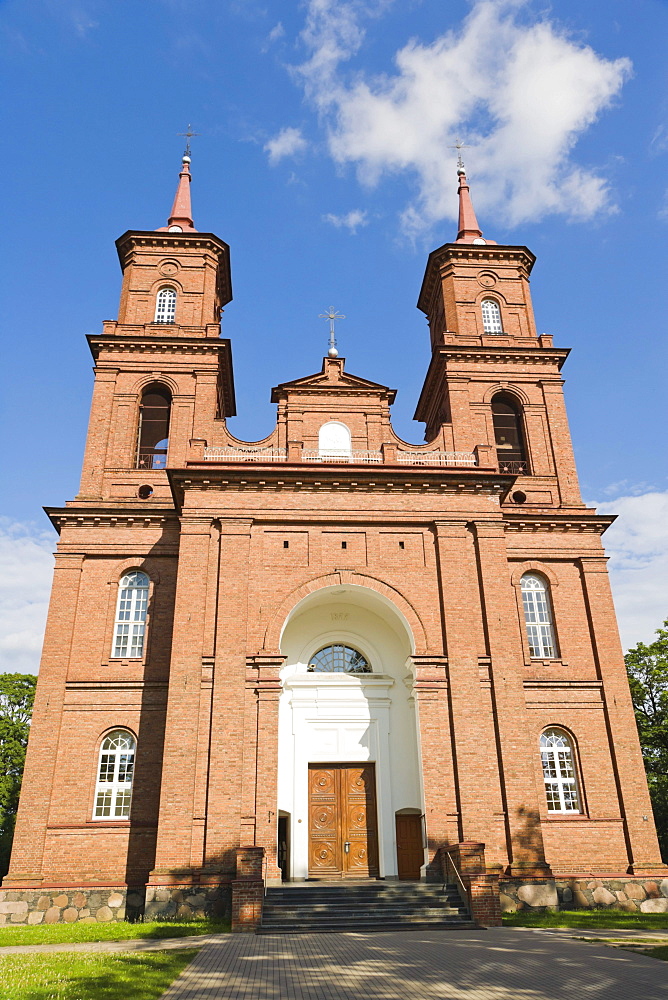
[157,152,197,233]
[454,159,496,246]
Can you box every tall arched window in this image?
[93,730,136,819]
[307,644,371,673]
[154,287,176,324]
[318,421,352,458]
[136,384,171,469]
[112,571,149,659]
[521,573,557,658]
[491,394,528,473]
[481,298,503,334]
[540,729,581,813]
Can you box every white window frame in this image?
[481,298,503,334]
[318,421,352,458]
[154,287,176,324]
[93,730,136,820]
[111,571,149,659]
[540,728,581,813]
[521,573,557,658]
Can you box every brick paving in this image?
[159,928,668,1000]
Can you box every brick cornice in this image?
[45,506,178,534]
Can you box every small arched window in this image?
[112,571,149,659]
[93,730,136,819]
[307,644,371,673]
[154,287,176,324]
[521,573,557,658]
[492,394,528,473]
[540,729,581,813]
[136,383,171,470]
[318,421,352,458]
[481,298,503,334]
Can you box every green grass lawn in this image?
[640,945,668,961]
[503,909,668,931]
[0,918,228,948]
[0,948,197,1000]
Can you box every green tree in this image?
[0,673,37,877]
[625,619,668,861]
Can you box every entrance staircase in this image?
[258,880,475,933]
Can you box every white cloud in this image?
[322,208,368,232]
[293,0,632,234]
[593,491,668,651]
[268,21,285,44]
[264,126,309,165]
[0,519,54,675]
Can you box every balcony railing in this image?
[203,446,287,462]
[397,451,476,467]
[303,450,383,463]
[200,446,479,467]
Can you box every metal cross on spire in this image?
[449,137,469,172]
[177,124,200,159]
[319,307,345,358]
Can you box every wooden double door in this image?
[308,763,379,878]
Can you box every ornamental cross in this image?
[178,124,200,157]
[449,137,469,170]
[319,307,345,358]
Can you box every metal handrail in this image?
[445,850,470,907]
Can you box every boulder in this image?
[625,883,646,901]
[73,893,87,908]
[573,890,590,908]
[660,879,668,898]
[44,907,61,923]
[641,897,668,913]
[51,894,68,908]
[107,893,124,908]
[36,896,50,911]
[0,902,28,914]
[517,882,558,908]
[592,886,617,906]
[96,906,113,922]
[27,911,44,924]
[618,900,638,912]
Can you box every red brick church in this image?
[2,150,664,926]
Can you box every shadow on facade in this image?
[123,550,174,920]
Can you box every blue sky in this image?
[1,0,667,670]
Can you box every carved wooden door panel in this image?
[308,766,342,876]
[395,813,423,880]
[342,765,379,877]
[308,764,379,878]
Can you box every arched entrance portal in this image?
[277,585,424,880]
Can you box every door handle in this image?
[344,841,351,853]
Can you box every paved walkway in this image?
[158,928,668,1000]
[0,933,224,955]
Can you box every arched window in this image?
[492,394,528,473]
[136,383,171,469]
[481,298,503,334]
[540,729,581,813]
[318,421,352,458]
[521,573,557,658]
[112,571,149,659]
[154,287,176,324]
[93,730,136,819]
[307,644,371,673]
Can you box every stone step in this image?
[259,881,473,933]
[258,918,476,934]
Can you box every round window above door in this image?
[307,644,371,673]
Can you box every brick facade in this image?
[3,162,663,924]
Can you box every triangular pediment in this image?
[271,357,396,402]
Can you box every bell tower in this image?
[77,151,235,503]
[415,160,582,508]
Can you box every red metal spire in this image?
[156,154,197,233]
[454,165,496,245]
